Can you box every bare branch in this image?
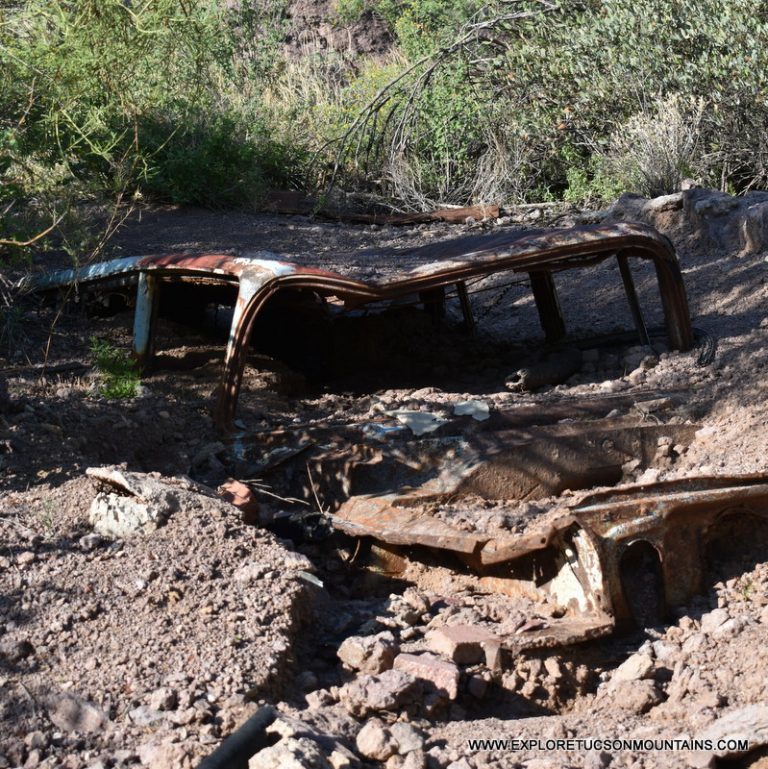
[320,0,560,203]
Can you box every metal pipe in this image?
[196,705,276,769]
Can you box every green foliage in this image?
[0,0,301,219]
[4,0,768,226]
[89,337,140,400]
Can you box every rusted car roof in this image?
[20,221,693,428]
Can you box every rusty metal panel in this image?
[19,221,694,428]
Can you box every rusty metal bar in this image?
[455,281,475,334]
[528,270,565,342]
[616,253,651,348]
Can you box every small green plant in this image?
[89,337,140,399]
[739,578,755,601]
[37,500,56,537]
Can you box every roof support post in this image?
[529,270,566,343]
[132,272,159,372]
[456,281,476,335]
[616,253,651,348]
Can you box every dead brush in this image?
[383,125,535,210]
[598,94,706,197]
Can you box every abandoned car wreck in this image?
[22,220,693,429]
[13,203,768,768]
[21,215,748,658]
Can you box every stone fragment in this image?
[86,466,218,538]
[0,638,34,663]
[338,632,398,674]
[712,617,744,639]
[401,587,430,615]
[138,740,194,769]
[390,723,424,755]
[402,750,426,769]
[89,492,164,538]
[426,625,498,665]
[339,670,421,717]
[48,694,107,733]
[306,689,336,709]
[129,705,165,727]
[393,653,460,700]
[78,533,104,550]
[611,680,663,714]
[612,652,654,683]
[249,737,332,769]
[741,201,768,254]
[542,658,563,682]
[700,608,729,634]
[16,551,35,566]
[355,719,396,761]
[23,732,46,750]
[148,687,178,711]
[234,562,268,583]
[698,704,768,757]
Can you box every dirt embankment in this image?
[3,190,768,768]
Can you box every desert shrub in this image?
[596,95,705,198]
[0,0,302,217]
[329,0,768,204]
[3,0,768,225]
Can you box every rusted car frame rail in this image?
[20,222,693,429]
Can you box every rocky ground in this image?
[2,189,768,768]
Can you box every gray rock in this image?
[48,693,108,733]
[712,616,745,639]
[611,679,664,714]
[128,705,165,726]
[612,652,654,683]
[148,687,178,711]
[390,723,424,755]
[700,608,729,634]
[86,466,217,538]
[339,670,421,717]
[356,719,396,761]
[402,751,426,769]
[23,732,46,750]
[0,637,34,663]
[89,492,165,538]
[249,736,332,769]
[698,704,768,758]
[337,632,398,674]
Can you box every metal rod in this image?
[616,253,651,347]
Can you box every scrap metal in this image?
[20,221,693,428]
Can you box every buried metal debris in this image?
[19,221,693,428]
[331,469,768,653]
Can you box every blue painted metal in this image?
[133,272,159,370]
